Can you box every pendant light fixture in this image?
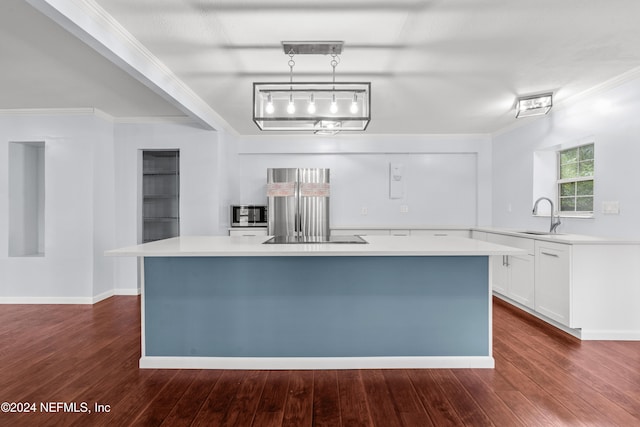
[253,41,371,134]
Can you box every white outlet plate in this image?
[602,201,620,215]
[400,205,409,213]
[361,207,368,215]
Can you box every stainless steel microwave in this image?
[230,205,268,227]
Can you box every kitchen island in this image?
[106,235,522,369]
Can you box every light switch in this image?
[361,207,368,216]
[400,205,409,213]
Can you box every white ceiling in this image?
[4,0,640,135]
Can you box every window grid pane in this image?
[558,143,594,213]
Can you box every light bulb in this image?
[350,94,359,114]
[287,94,295,114]
[265,93,274,114]
[329,94,338,114]
[307,94,316,114]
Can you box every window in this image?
[558,143,594,214]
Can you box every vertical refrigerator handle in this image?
[296,169,301,239]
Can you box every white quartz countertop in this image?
[331,225,640,245]
[106,235,525,257]
[473,227,640,245]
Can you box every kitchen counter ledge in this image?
[105,234,524,257]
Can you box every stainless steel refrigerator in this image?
[267,168,330,241]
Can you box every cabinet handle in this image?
[504,255,510,267]
[541,251,559,258]
[434,233,448,236]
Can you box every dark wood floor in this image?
[1,296,639,426]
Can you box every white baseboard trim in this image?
[0,289,140,305]
[93,290,114,304]
[139,356,495,370]
[0,296,95,304]
[114,288,141,296]
[493,293,582,339]
[579,330,640,341]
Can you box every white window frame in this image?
[557,143,594,217]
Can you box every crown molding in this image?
[0,107,111,119]
[25,0,237,136]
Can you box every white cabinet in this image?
[486,233,535,309]
[229,228,268,237]
[332,228,470,237]
[534,241,571,326]
[471,231,488,241]
[331,229,390,236]
[411,229,470,238]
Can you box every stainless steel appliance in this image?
[267,168,330,240]
[230,205,268,227]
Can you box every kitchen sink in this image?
[517,230,563,235]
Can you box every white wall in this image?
[493,75,640,238]
[0,113,115,302]
[112,121,229,292]
[238,134,493,227]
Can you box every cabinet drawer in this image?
[331,229,391,236]
[229,229,268,237]
[412,229,470,238]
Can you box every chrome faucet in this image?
[533,197,561,233]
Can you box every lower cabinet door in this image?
[507,254,535,309]
[535,242,571,326]
[491,255,509,294]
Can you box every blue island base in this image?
[141,256,492,369]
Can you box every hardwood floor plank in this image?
[406,369,465,426]
[250,370,290,427]
[337,370,373,427]
[361,369,403,427]
[130,369,200,425]
[381,369,434,427]
[492,350,588,426]
[312,370,342,427]
[281,370,313,427]
[217,370,268,426]
[190,370,249,426]
[160,370,224,427]
[451,369,525,426]
[429,369,494,426]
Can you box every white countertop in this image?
[106,235,525,257]
[473,227,640,245]
[332,225,640,245]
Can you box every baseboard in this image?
[115,288,141,296]
[139,356,495,370]
[579,330,640,340]
[0,288,140,305]
[0,296,95,304]
[93,290,114,304]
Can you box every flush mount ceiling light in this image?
[515,93,553,118]
[253,41,371,134]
